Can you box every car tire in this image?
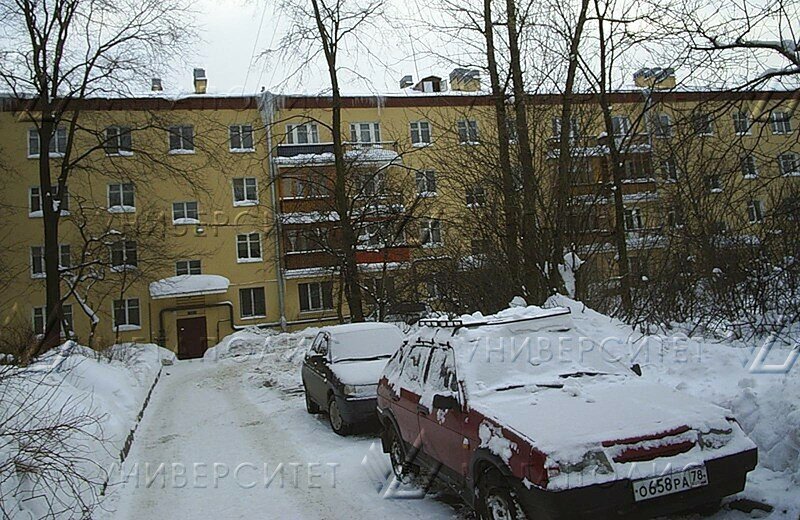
[386,424,425,486]
[328,395,352,436]
[304,388,320,414]
[478,469,527,520]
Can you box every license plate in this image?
[632,466,708,502]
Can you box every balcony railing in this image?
[276,141,398,158]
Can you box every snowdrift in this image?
[0,341,174,519]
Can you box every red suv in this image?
[376,307,758,520]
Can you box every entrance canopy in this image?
[149,275,230,300]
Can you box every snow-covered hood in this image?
[471,377,738,457]
[330,358,390,386]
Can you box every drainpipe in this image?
[258,92,287,330]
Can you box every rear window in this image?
[330,327,403,362]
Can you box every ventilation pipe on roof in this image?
[151,78,163,92]
[193,68,207,94]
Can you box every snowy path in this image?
[101,360,466,520]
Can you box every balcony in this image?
[547,133,651,158]
[355,246,412,264]
[277,142,335,157]
[275,141,400,166]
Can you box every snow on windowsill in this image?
[108,205,136,214]
[621,177,655,184]
[743,174,758,180]
[29,210,43,218]
[233,200,259,207]
[168,149,195,155]
[417,191,437,198]
[173,218,200,225]
[241,315,267,320]
[106,151,134,157]
[459,141,480,146]
[110,265,137,273]
[412,142,432,148]
[710,188,723,194]
[281,195,330,201]
[286,250,326,255]
[782,171,800,177]
[114,324,141,332]
[31,273,45,279]
[237,257,263,264]
[466,203,485,209]
[28,152,65,159]
[229,148,256,153]
[422,242,443,249]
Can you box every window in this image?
[653,113,672,138]
[236,233,262,261]
[287,172,326,198]
[108,183,135,210]
[358,172,385,197]
[420,219,442,246]
[168,125,194,152]
[410,121,432,145]
[229,124,254,151]
[552,116,581,139]
[733,111,751,135]
[31,246,44,277]
[176,259,201,275]
[425,280,441,299]
[692,113,714,135]
[741,156,758,178]
[705,174,722,193]
[233,178,258,205]
[457,119,479,144]
[110,240,138,269]
[611,115,631,136]
[59,244,71,269]
[667,207,685,228]
[28,127,67,157]
[29,187,41,214]
[747,200,764,223]
[105,126,132,155]
[349,122,381,144]
[55,185,69,212]
[415,170,437,195]
[465,186,486,206]
[629,257,648,280]
[286,228,327,253]
[363,221,391,247]
[770,111,792,135]
[623,208,644,231]
[239,287,266,318]
[172,201,199,224]
[622,155,652,180]
[113,298,140,329]
[286,123,319,144]
[778,153,799,176]
[299,282,334,312]
[32,307,45,335]
[660,156,679,181]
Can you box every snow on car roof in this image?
[322,322,405,362]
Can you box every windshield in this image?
[330,328,403,363]
[453,321,629,395]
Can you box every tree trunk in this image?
[504,0,544,302]
[484,0,521,290]
[551,0,590,293]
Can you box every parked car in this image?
[302,322,405,435]
[377,306,758,520]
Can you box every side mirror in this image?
[631,363,642,377]
[432,393,460,410]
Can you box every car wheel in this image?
[328,395,351,436]
[478,470,526,520]
[387,425,423,486]
[304,388,320,414]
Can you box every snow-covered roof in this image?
[274,147,400,166]
[149,275,230,299]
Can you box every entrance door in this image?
[177,316,208,359]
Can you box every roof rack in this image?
[418,307,571,332]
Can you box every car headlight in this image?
[343,384,377,398]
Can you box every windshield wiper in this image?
[558,371,606,379]
[495,382,564,392]
[334,354,391,363]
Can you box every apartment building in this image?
[1,67,797,357]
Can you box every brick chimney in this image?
[193,68,207,94]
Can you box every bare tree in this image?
[0,0,196,360]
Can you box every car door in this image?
[302,332,330,405]
[392,345,432,453]
[418,346,470,479]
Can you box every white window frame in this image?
[706,174,723,193]
[747,199,764,223]
[239,287,266,319]
[172,201,199,224]
[168,125,194,154]
[105,126,133,156]
[29,186,42,217]
[623,208,644,231]
[779,152,799,176]
[233,177,259,206]
[236,232,263,263]
[286,123,320,144]
[693,113,714,136]
[661,157,678,181]
[611,115,631,137]
[456,119,479,144]
[733,111,751,135]
[653,113,672,138]
[28,127,67,158]
[770,111,792,135]
[30,246,45,278]
[415,170,437,196]
[349,122,381,145]
[108,183,136,212]
[741,156,758,179]
[420,218,443,247]
[410,121,432,146]
[229,124,255,151]
[113,298,141,331]
[110,240,138,271]
[59,244,71,270]
[465,185,486,206]
[176,259,202,276]
[32,306,46,335]
[298,281,334,312]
